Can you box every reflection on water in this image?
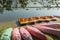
[0,0,13,13]
[0,7,4,13]
[0,8,60,22]
[0,7,12,14]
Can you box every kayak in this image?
[20,27,33,40]
[32,25,60,37]
[36,23,60,29]
[1,28,13,40]
[12,28,21,40]
[26,26,47,40]
[18,18,28,25]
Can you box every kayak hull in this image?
[1,28,13,40]
[12,28,21,40]
[20,27,33,40]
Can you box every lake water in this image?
[0,8,60,22]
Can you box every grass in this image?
[0,25,16,37]
[46,33,60,40]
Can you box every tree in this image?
[19,0,28,8]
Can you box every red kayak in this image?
[19,27,33,40]
[32,25,60,37]
[12,28,21,40]
[33,23,60,29]
[42,24,60,29]
[25,26,47,40]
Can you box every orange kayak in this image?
[18,18,28,25]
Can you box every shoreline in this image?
[0,20,17,27]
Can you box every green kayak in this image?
[0,28,13,40]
